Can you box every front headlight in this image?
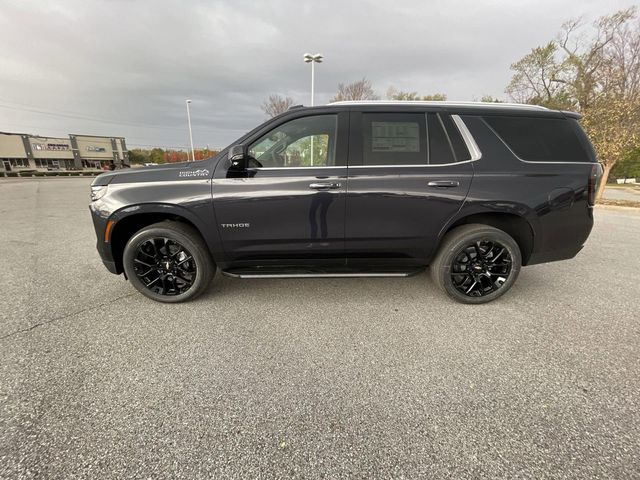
[90,185,108,201]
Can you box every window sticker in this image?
[371,122,419,152]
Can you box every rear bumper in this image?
[526,244,584,265]
[526,206,593,266]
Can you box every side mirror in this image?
[228,145,246,169]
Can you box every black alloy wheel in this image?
[123,221,215,303]
[133,237,197,296]
[450,240,512,297]
[430,224,522,304]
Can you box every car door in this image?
[212,111,349,265]
[345,110,476,266]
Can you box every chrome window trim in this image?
[513,160,597,165]
[250,165,345,171]
[451,114,482,161]
[349,160,477,169]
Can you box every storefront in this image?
[29,136,76,170]
[1,131,129,172]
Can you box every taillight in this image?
[588,163,603,206]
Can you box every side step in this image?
[222,268,424,279]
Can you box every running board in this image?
[222,267,424,278]
[223,271,416,279]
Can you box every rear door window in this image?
[427,113,472,164]
[362,113,427,165]
[360,112,472,166]
[428,113,456,165]
[483,115,590,162]
[440,114,471,162]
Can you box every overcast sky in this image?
[0,0,637,150]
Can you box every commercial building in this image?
[29,135,75,170]
[70,134,128,170]
[0,131,129,172]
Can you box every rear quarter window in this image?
[483,115,592,163]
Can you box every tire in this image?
[123,221,215,303]
[430,224,522,304]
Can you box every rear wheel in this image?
[123,221,215,303]
[430,224,521,304]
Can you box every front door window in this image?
[248,115,337,168]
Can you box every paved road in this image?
[1,178,639,479]
[604,186,640,202]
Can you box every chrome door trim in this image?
[451,114,482,161]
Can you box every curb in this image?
[595,204,640,212]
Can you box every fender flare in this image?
[108,202,225,264]
[433,201,540,264]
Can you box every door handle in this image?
[428,180,460,188]
[309,182,341,190]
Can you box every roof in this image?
[69,134,125,139]
[327,100,549,111]
[0,131,31,137]
[29,135,71,141]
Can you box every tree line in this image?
[128,148,217,164]
[262,7,640,197]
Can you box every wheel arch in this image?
[439,212,535,266]
[108,204,212,275]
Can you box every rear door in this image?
[345,110,475,265]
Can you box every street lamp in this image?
[304,53,323,166]
[303,53,323,106]
[185,99,195,162]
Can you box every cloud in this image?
[0,0,634,148]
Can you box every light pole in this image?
[303,53,323,106]
[303,53,323,165]
[186,99,195,161]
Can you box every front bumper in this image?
[90,203,121,275]
[99,255,119,274]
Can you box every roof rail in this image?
[327,100,549,111]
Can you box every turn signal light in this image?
[104,220,115,242]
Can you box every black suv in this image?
[90,101,602,304]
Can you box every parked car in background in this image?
[90,101,602,304]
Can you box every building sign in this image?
[32,143,70,151]
[86,146,107,152]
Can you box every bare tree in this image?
[386,86,420,100]
[421,93,447,101]
[478,95,504,103]
[506,42,573,109]
[331,78,379,102]
[506,7,640,199]
[386,86,447,101]
[583,9,640,199]
[261,94,295,118]
[556,9,635,110]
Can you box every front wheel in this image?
[430,224,522,304]
[123,221,215,303]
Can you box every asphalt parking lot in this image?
[1,177,639,479]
